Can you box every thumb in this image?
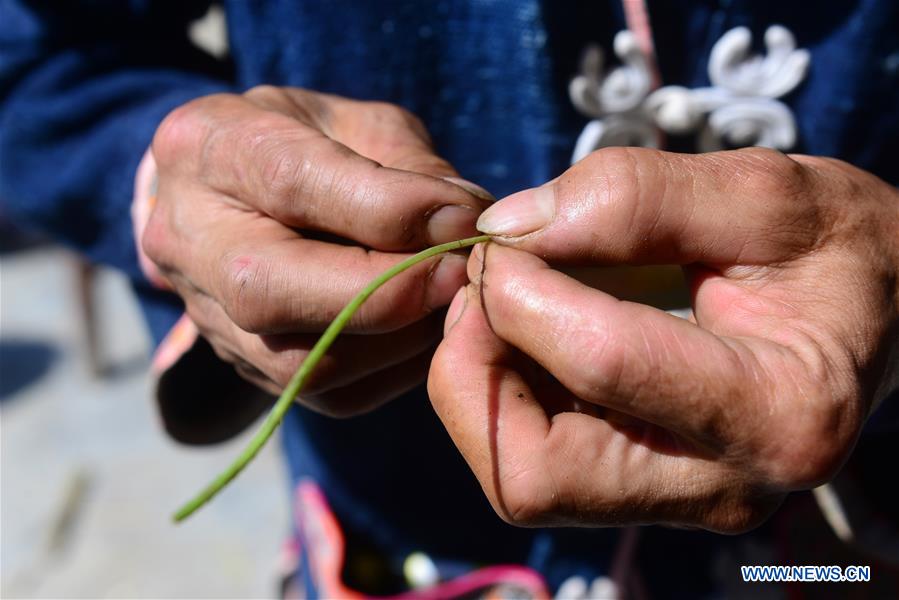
[476,147,820,266]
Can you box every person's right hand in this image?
[142,86,492,416]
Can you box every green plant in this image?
[173,234,490,522]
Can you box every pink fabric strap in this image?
[622,0,661,89]
[132,148,200,375]
[294,480,551,599]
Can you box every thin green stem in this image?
[173,234,490,522]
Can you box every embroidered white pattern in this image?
[569,25,810,163]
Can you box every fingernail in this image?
[444,286,468,334]
[441,176,496,204]
[427,205,479,245]
[425,253,468,310]
[476,184,555,237]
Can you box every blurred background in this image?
[1,8,290,598]
[3,4,898,599]
[1,217,288,598]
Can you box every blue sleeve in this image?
[0,1,233,282]
[0,2,264,439]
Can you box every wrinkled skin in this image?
[429,147,899,533]
[143,86,492,416]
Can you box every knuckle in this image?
[585,146,642,193]
[706,496,775,534]
[491,451,559,527]
[771,435,845,489]
[679,473,781,534]
[244,84,286,104]
[792,154,878,230]
[152,97,217,166]
[735,147,809,200]
[731,148,824,252]
[207,340,238,365]
[220,254,272,333]
[568,327,624,402]
[761,392,854,489]
[495,479,556,527]
[262,143,306,203]
[259,136,337,215]
[370,101,413,122]
[579,146,656,241]
[140,211,170,267]
[244,85,317,120]
[369,101,430,137]
[795,153,853,175]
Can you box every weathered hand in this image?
[143,86,491,416]
[429,147,899,532]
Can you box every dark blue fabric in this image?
[2,1,897,595]
[0,1,233,282]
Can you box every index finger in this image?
[477,147,823,266]
[429,278,760,531]
[152,94,489,251]
[472,243,775,449]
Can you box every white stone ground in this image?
[1,247,288,599]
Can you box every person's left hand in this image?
[428,147,899,532]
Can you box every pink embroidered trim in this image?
[621,0,661,89]
[151,314,199,375]
[294,481,367,599]
[131,149,171,290]
[388,566,549,600]
[294,480,551,600]
[132,148,199,375]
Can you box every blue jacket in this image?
[2,1,897,596]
